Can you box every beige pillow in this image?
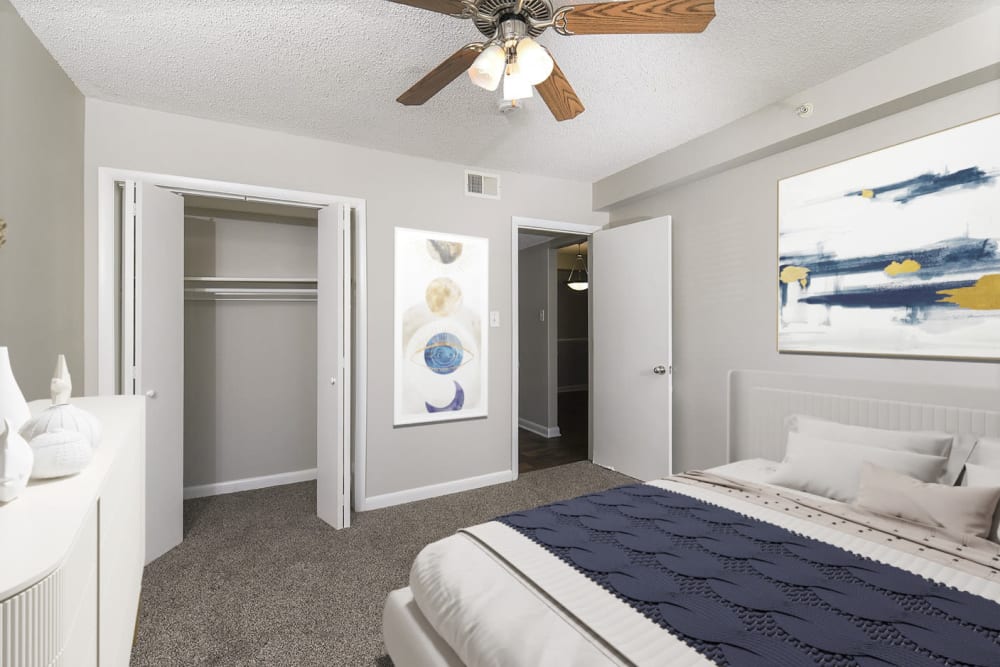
[968,437,1000,468]
[963,463,1000,542]
[769,432,947,503]
[788,414,954,457]
[855,463,1000,538]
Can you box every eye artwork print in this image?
[394,228,489,425]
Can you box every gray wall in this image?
[0,0,84,400]
[608,80,1000,474]
[518,243,556,430]
[183,212,318,487]
[83,99,608,500]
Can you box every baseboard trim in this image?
[183,468,318,500]
[360,470,514,511]
[518,418,561,439]
[557,384,588,393]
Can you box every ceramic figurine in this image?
[0,418,33,503]
[28,430,93,479]
[19,354,102,447]
[51,354,72,405]
[0,346,30,432]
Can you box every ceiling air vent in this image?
[465,170,500,200]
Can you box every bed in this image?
[383,373,1000,666]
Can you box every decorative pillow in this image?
[963,463,1000,542]
[855,463,1000,539]
[787,414,954,458]
[769,432,947,503]
[968,437,1000,468]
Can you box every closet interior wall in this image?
[182,196,319,491]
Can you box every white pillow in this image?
[855,463,1000,538]
[963,463,1000,542]
[968,437,1000,468]
[788,414,954,458]
[769,432,947,503]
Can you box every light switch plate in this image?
[489,311,500,327]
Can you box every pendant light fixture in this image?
[566,243,588,291]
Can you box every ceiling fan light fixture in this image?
[468,44,506,91]
[515,37,554,85]
[502,62,533,101]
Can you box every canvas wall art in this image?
[395,228,488,425]
[778,113,1000,360]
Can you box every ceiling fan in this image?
[393,0,715,121]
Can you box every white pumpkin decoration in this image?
[19,354,102,448]
[29,430,92,479]
[0,418,33,503]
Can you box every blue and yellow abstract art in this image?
[778,113,1000,360]
[394,228,488,425]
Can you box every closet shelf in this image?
[184,276,317,283]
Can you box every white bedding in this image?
[396,466,1000,667]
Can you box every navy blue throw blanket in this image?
[497,484,1000,666]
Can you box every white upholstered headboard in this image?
[728,370,1000,463]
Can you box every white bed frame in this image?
[385,370,1000,666]
[728,370,1000,463]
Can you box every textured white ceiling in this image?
[12,0,998,181]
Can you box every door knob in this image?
[653,366,667,375]
[145,389,158,398]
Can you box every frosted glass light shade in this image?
[468,45,506,91]
[567,282,589,291]
[502,62,533,101]
[516,38,554,85]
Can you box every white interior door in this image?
[128,181,185,562]
[316,204,351,529]
[592,216,672,480]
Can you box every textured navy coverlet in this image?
[497,484,1000,666]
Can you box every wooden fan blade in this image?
[535,59,585,122]
[397,44,483,106]
[388,0,467,17]
[559,0,714,35]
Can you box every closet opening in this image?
[102,170,363,561]
[181,195,321,502]
[515,230,592,473]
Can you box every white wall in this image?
[0,0,84,400]
[518,243,556,432]
[83,99,608,502]
[608,80,1000,473]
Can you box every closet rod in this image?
[186,297,317,303]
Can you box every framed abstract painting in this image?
[394,227,489,425]
[778,113,1000,360]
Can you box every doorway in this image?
[511,216,602,479]
[98,169,365,562]
[517,232,591,473]
[511,215,674,483]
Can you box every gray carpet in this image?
[130,462,632,666]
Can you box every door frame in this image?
[96,168,367,530]
[510,216,603,480]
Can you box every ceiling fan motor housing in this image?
[473,0,553,38]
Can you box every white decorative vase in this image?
[19,354,102,448]
[0,347,30,432]
[29,430,92,479]
[0,418,33,503]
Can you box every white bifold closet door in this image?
[128,181,185,563]
[317,204,351,530]
[592,216,673,481]
[128,183,352,563]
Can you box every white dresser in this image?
[0,397,145,667]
